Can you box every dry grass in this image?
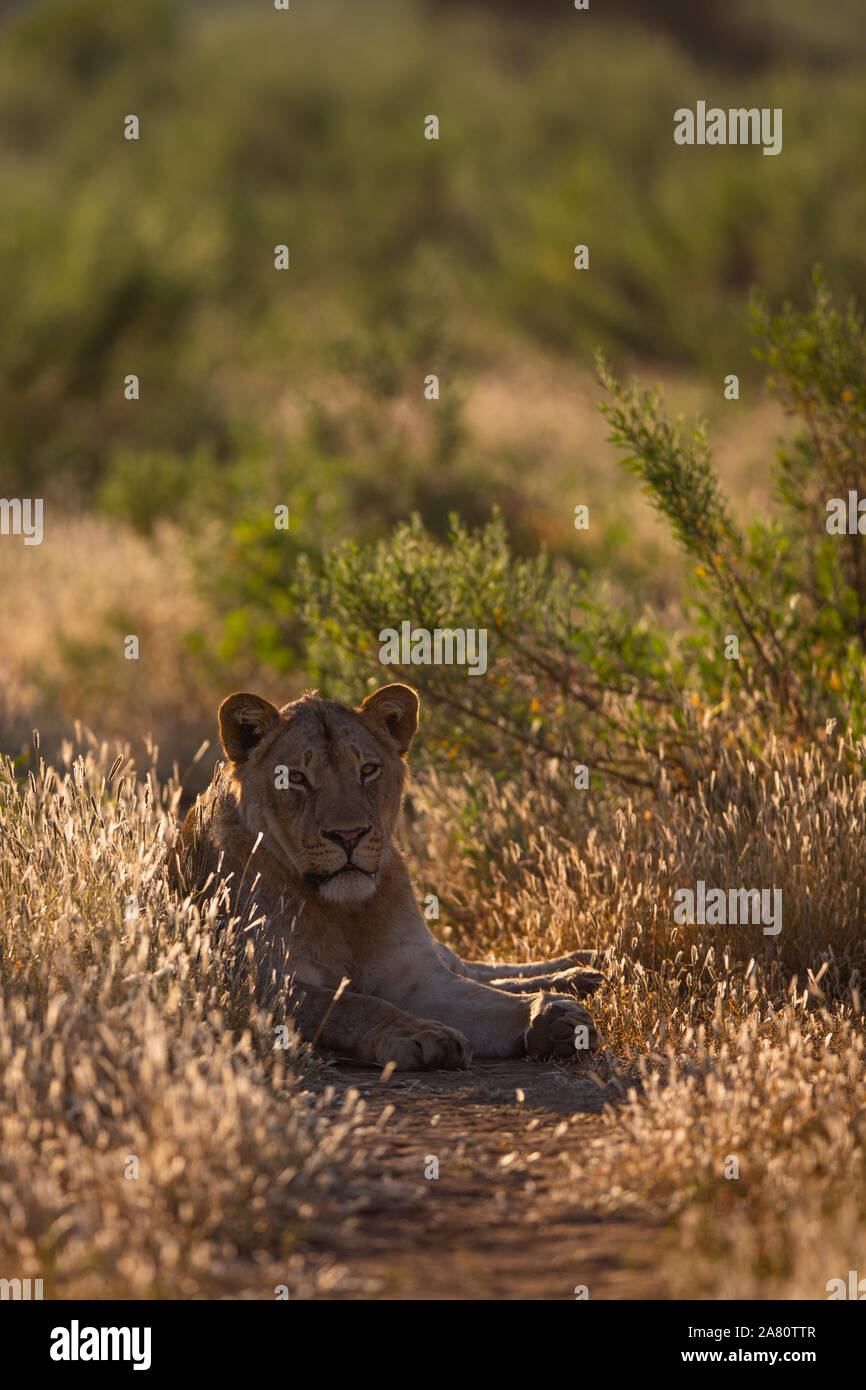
[407,730,866,989]
[2,624,865,1297]
[575,1009,866,1298]
[0,515,277,788]
[404,732,866,1298]
[0,741,386,1299]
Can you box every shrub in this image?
[291,273,866,785]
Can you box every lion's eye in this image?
[360,762,379,779]
[288,770,307,786]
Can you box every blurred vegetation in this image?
[297,274,866,781]
[3,0,866,512]
[2,0,866,758]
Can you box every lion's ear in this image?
[218,693,281,764]
[358,683,419,757]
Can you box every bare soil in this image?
[307,1060,669,1301]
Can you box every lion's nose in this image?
[322,826,371,857]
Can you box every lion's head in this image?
[217,683,418,905]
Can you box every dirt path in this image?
[308,1060,668,1300]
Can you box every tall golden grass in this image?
[0,741,381,1299]
[403,732,866,1298]
[2,722,864,1297]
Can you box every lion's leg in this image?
[379,954,601,1060]
[486,964,603,997]
[464,952,600,978]
[284,978,472,1072]
[484,976,550,994]
[434,939,599,981]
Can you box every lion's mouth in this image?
[304,865,377,890]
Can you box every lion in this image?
[172,683,603,1071]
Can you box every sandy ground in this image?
[307,1059,667,1301]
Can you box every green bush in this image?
[600,268,866,739]
[287,274,866,783]
[3,0,866,522]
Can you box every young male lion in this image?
[173,683,603,1071]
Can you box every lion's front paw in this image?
[372,1018,472,1071]
[524,995,600,1061]
[550,965,605,997]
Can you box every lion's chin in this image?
[317,871,378,906]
